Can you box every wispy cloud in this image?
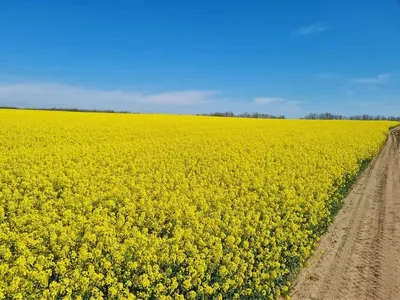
[351,73,392,84]
[0,82,217,111]
[0,81,305,117]
[140,91,216,105]
[253,97,303,116]
[254,97,301,106]
[253,97,285,105]
[295,22,330,35]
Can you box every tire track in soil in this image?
[291,127,400,300]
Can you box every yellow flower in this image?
[0,109,395,299]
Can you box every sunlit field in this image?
[0,110,395,299]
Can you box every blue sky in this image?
[0,0,399,117]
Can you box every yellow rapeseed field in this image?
[0,110,396,299]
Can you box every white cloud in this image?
[0,81,304,118]
[253,97,285,105]
[142,91,215,105]
[352,73,392,84]
[0,82,217,111]
[252,96,303,117]
[253,97,301,106]
[295,23,330,35]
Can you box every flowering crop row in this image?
[0,110,395,299]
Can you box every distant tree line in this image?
[1,107,399,121]
[1,107,285,118]
[304,112,400,121]
[197,112,286,119]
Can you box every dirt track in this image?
[291,127,400,300]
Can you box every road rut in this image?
[291,127,400,300]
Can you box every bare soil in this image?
[291,127,400,300]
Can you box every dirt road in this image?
[291,127,400,300]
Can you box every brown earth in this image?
[291,127,400,300]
